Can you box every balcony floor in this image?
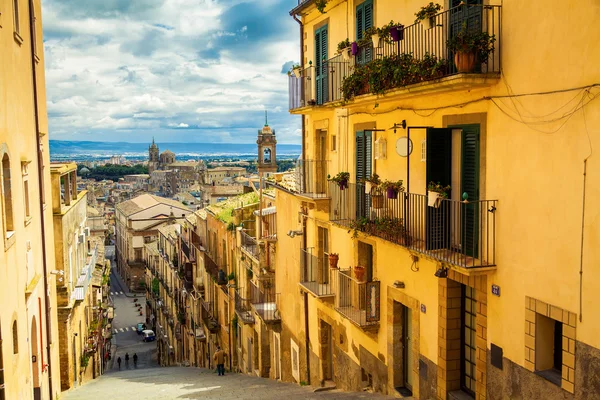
[299,281,334,298]
[335,306,379,329]
[235,309,254,325]
[253,302,280,322]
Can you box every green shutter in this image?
[355,130,372,218]
[315,25,328,105]
[356,0,373,65]
[460,124,480,257]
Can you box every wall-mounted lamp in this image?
[388,120,407,134]
[392,281,405,289]
[287,230,303,238]
[434,265,449,278]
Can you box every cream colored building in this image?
[0,0,62,398]
[206,167,247,185]
[115,194,192,291]
[273,1,600,399]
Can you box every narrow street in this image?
[62,366,395,400]
[105,245,158,371]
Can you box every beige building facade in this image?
[0,0,62,398]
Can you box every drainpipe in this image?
[293,10,310,386]
[292,13,305,164]
[579,158,589,322]
[302,212,310,385]
[29,1,54,397]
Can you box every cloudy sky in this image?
[42,0,301,144]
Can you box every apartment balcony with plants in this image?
[289,2,501,111]
[329,181,497,269]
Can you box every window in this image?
[23,180,30,219]
[331,135,337,151]
[356,0,373,64]
[13,0,20,36]
[11,322,17,354]
[2,154,14,237]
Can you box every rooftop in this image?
[206,190,274,224]
[116,193,190,217]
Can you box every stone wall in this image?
[487,340,600,400]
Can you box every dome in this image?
[161,150,175,156]
[80,167,90,174]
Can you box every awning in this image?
[253,206,276,216]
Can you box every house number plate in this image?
[491,284,501,297]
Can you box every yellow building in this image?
[277,1,600,399]
[0,0,62,398]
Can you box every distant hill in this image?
[49,140,301,158]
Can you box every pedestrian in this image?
[133,353,138,367]
[213,345,226,376]
[125,352,129,367]
[117,356,121,370]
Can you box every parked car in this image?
[142,330,155,342]
[136,323,146,334]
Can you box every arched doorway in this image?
[30,317,40,400]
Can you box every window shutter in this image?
[364,0,373,31]
[356,6,364,40]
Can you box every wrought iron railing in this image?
[257,210,277,240]
[333,268,380,327]
[295,159,329,198]
[240,231,259,259]
[249,279,280,322]
[300,248,333,297]
[289,4,501,110]
[329,182,497,268]
[234,290,255,324]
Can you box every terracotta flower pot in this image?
[354,266,366,281]
[328,254,339,269]
[454,51,477,73]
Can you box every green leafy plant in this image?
[328,171,350,184]
[80,354,90,368]
[232,314,238,333]
[381,180,405,193]
[427,181,451,198]
[246,268,253,279]
[446,22,496,63]
[337,38,351,53]
[348,216,370,238]
[227,272,235,281]
[376,21,400,44]
[414,2,442,23]
[227,222,236,232]
[315,0,328,13]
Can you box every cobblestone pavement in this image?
[63,366,397,400]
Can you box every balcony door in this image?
[426,128,452,251]
[355,130,372,219]
[315,25,328,105]
[457,124,480,258]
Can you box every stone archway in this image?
[31,317,41,400]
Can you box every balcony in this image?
[234,290,255,325]
[294,159,329,199]
[255,207,277,241]
[299,248,333,297]
[203,252,226,284]
[181,238,194,262]
[333,269,380,328]
[289,4,501,111]
[329,182,497,269]
[249,280,280,323]
[73,246,98,302]
[240,231,259,260]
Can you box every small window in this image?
[2,154,14,235]
[23,179,30,219]
[421,139,427,162]
[331,135,337,151]
[11,321,18,354]
[13,0,20,35]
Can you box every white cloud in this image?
[42,0,301,144]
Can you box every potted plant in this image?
[446,22,496,73]
[291,64,302,78]
[337,38,352,60]
[390,24,405,41]
[328,253,339,269]
[415,2,442,30]
[328,172,350,190]
[351,41,359,55]
[362,173,381,194]
[427,181,451,208]
[307,99,317,106]
[381,179,405,199]
[354,265,366,281]
[366,27,379,48]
